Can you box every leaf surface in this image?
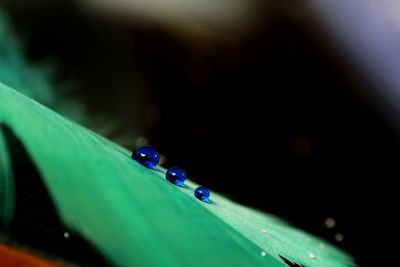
[0,83,353,267]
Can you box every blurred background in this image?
[1,0,398,266]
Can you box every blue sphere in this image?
[131,146,160,169]
[194,186,210,202]
[166,167,187,186]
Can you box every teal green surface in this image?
[0,127,14,230]
[0,83,354,266]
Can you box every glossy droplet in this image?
[166,167,187,186]
[194,186,210,202]
[131,146,160,169]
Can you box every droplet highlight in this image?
[166,167,187,186]
[131,146,160,169]
[194,186,210,202]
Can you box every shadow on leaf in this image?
[279,255,306,267]
[0,124,111,266]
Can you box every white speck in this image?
[334,233,344,242]
[261,251,267,257]
[319,243,326,249]
[324,217,336,228]
[64,232,70,238]
[308,252,316,259]
[261,229,267,233]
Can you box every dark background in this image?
[1,1,397,266]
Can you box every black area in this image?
[279,255,306,267]
[0,124,111,266]
[146,17,395,266]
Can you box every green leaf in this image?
[0,126,14,231]
[0,83,354,267]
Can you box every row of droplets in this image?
[131,146,211,202]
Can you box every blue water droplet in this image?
[194,186,210,202]
[131,146,160,169]
[166,167,187,186]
